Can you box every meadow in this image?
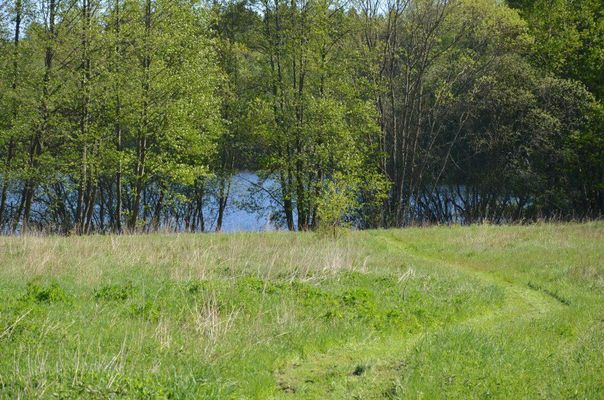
[0,223,602,399]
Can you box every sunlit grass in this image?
[0,222,602,398]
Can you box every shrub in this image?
[21,280,70,304]
[94,281,135,301]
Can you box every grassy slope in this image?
[0,223,602,399]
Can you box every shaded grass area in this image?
[0,223,602,399]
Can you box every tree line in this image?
[0,0,602,233]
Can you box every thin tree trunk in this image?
[22,0,56,233]
[280,171,294,231]
[12,186,26,233]
[129,0,151,231]
[99,183,105,232]
[0,0,22,229]
[152,186,164,231]
[215,176,230,232]
[84,181,97,233]
[75,0,92,234]
[114,0,123,233]
[75,145,87,233]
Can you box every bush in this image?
[94,282,135,301]
[21,280,70,304]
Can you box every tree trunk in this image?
[21,0,56,233]
[114,0,123,234]
[75,145,87,233]
[84,181,97,234]
[215,176,230,232]
[152,186,164,231]
[0,0,22,229]
[129,0,151,231]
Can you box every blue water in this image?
[1,171,284,233]
[2,171,517,232]
[205,171,282,232]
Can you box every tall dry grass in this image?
[0,231,369,286]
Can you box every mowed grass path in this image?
[0,223,602,399]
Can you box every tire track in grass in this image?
[271,232,563,399]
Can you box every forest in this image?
[0,0,602,233]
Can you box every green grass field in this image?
[0,223,602,399]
